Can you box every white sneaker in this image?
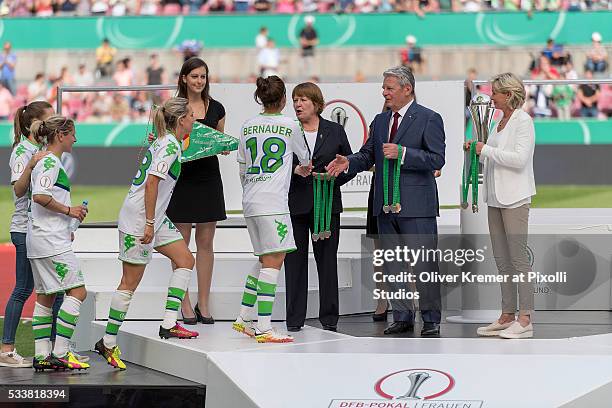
[499,321,533,339]
[254,327,294,343]
[476,321,514,337]
[0,349,32,368]
[232,317,255,338]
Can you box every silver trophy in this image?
[464,93,494,212]
[397,371,431,400]
[330,106,348,128]
[469,93,494,145]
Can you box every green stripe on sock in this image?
[258,300,274,315]
[242,292,257,307]
[109,308,126,322]
[33,315,53,325]
[165,299,180,311]
[56,324,74,339]
[33,327,52,338]
[105,322,121,335]
[168,287,186,300]
[58,310,78,326]
[257,281,277,296]
[246,275,258,291]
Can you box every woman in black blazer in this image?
[285,82,354,332]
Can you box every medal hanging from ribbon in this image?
[312,172,335,241]
[460,140,480,212]
[382,145,403,214]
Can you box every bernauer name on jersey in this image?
[243,124,293,137]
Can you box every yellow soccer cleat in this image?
[232,317,255,338]
[94,338,126,370]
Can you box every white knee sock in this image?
[33,302,53,358]
[256,267,280,333]
[162,268,192,329]
[239,262,262,321]
[53,296,82,358]
[103,290,133,349]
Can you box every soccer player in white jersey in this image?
[95,97,198,371]
[2,102,66,369]
[233,76,311,343]
[27,116,89,371]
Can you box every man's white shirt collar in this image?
[393,99,413,119]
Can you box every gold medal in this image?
[324,231,331,239]
[394,203,402,213]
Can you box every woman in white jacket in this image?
[469,73,537,339]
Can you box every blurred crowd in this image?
[464,32,611,120]
[0,0,610,16]
[0,26,610,124]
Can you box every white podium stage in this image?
[73,209,612,407]
[87,319,612,408]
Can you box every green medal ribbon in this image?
[325,175,335,238]
[461,141,480,212]
[312,173,336,240]
[382,145,403,213]
[312,173,322,240]
[320,174,327,237]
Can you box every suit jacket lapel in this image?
[381,110,393,144]
[392,102,418,144]
[312,117,328,157]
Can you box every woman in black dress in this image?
[166,57,227,324]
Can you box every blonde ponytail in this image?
[152,97,190,138]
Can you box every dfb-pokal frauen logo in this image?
[328,368,483,408]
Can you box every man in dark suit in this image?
[327,66,446,336]
[285,83,354,332]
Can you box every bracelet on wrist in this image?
[66,206,70,215]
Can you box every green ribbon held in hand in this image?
[312,173,336,241]
[382,144,403,214]
[461,140,480,212]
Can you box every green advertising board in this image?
[1,119,610,147]
[0,12,609,50]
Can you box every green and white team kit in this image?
[238,114,311,255]
[238,114,310,217]
[118,134,183,264]
[9,137,40,233]
[27,153,84,294]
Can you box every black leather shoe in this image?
[322,325,337,332]
[194,304,215,325]
[372,307,389,322]
[421,323,440,337]
[287,326,302,332]
[383,321,414,335]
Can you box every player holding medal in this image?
[27,116,89,371]
[233,76,311,343]
[95,98,198,370]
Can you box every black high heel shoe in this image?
[181,307,198,326]
[194,303,215,324]
[372,305,389,322]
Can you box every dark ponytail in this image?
[254,76,286,110]
[12,101,53,147]
[12,106,26,147]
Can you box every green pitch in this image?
[0,318,34,357]
[1,185,612,243]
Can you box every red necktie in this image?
[389,112,400,143]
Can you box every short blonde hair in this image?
[490,72,526,110]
